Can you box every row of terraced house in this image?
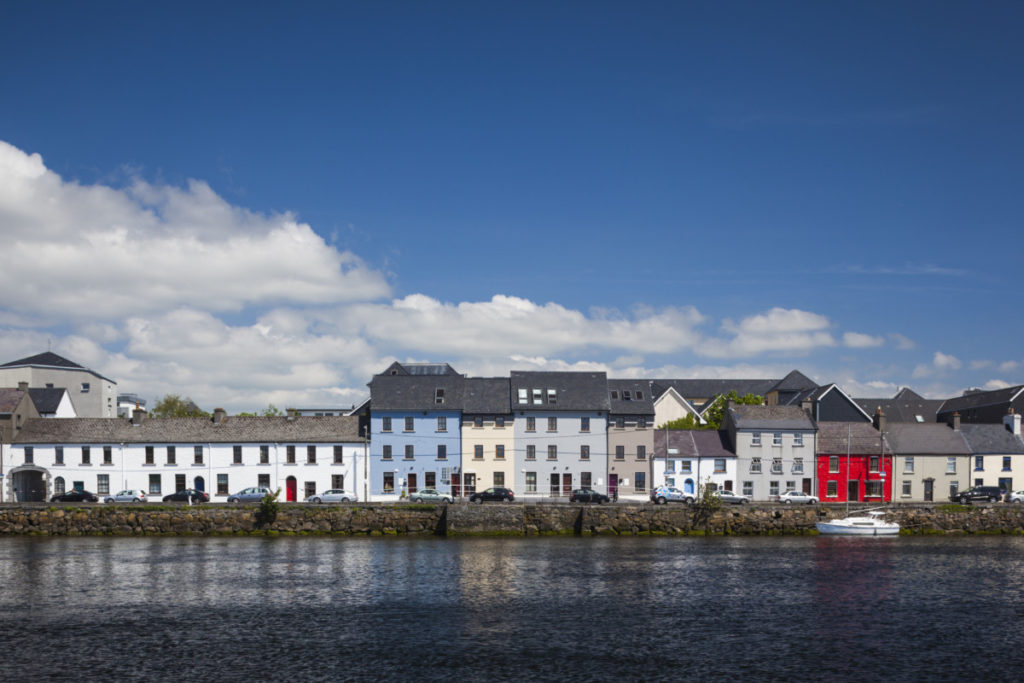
[3,353,1024,504]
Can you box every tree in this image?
[696,391,763,430]
[236,404,283,417]
[658,414,702,430]
[150,394,209,418]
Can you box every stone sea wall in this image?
[1,503,1023,536]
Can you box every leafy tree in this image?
[700,391,762,429]
[236,404,283,417]
[150,394,209,418]
[658,414,702,430]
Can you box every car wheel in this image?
[133,498,141,502]
[685,497,694,505]
[784,499,792,504]
[740,499,748,504]
[960,497,969,504]
[990,496,999,503]
[657,496,667,505]
[228,497,238,503]
[341,497,350,502]
[105,498,114,504]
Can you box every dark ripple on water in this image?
[2,535,1024,681]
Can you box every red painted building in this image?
[816,421,892,503]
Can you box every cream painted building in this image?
[460,378,515,491]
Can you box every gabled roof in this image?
[13,415,367,445]
[728,404,817,431]
[0,388,28,414]
[769,369,818,393]
[654,430,735,459]
[652,385,704,422]
[0,351,115,383]
[806,383,874,421]
[957,423,1024,455]
[855,387,946,423]
[883,423,970,455]
[463,378,511,414]
[509,371,609,412]
[607,379,655,415]
[937,386,1024,416]
[28,387,68,414]
[650,378,777,402]
[367,373,465,411]
[816,421,888,455]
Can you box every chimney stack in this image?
[873,407,887,433]
[212,407,227,425]
[131,407,147,425]
[1004,408,1022,436]
[17,381,28,391]
[951,411,961,431]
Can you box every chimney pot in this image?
[17,381,28,391]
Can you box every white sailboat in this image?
[816,425,901,536]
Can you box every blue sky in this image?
[1,1,1022,412]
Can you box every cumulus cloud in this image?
[843,332,884,348]
[913,350,963,378]
[983,379,1012,391]
[0,140,390,322]
[889,333,915,350]
[999,360,1021,373]
[708,308,835,357]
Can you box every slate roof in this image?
[463,378,511,414]
[855,389,946,423]
[607,379,655,415]
[728,404,817,431]
[367,373,465,411]
[816,421,888,455]
[509,371,610,412]
[0,388,28,414]
[0,351,115,383]
[770,369,818,393]
[957,423,1024,454]
[28,388,67,414]
[656,429,735,458]
[12,415,366,445]
[883,423,970,455]
[937,386,1024,416]
[378,361,461,377]
[651,378,778,402]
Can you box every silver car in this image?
[308,489,356,503]
[778,490,819,504]
[1006,490,1024,504]
[227,486,273,503]
[409,488,453,504]
[714,489,750,505]
[104,489,148,503]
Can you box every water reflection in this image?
[1,536,1024,681]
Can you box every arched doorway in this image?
[684,478,695,495]
[194,476,205,493]
[9,465,49,502]
[286,476,297,502]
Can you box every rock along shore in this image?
[1,503,1023,536]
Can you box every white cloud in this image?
[983,379,1012,391]
[999,360,1021,373]
[933,351,962,370]
[843,332,884,348]
[709,308,835,357]
[0,140,390,323]
[970,360,992,370]
[889,333,915,350]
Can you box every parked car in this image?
[714,489,751,505]
[952,486,1003,504]
[104,489,147,503]
[650,486,694,505]
[409,488,453,504]
[569,488,610,504]
[227,486,274,503]
[469,487,515,503]
[162,489,210,503]
[50,489,99,503]
[778,490,819,504]
[308,489,356,503]
[1006,490,1024,504]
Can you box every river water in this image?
[1,535,1022,681]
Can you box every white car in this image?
[778,490,819,505]
[104,489,147,503]
[650,486,695,505]
[1006,490,1024,504]
[308,489,357,503]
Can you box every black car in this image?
[50,489,99,503]
[469,487,515,503]
[951,486,1003,504]
[569,488,610,504]
[163,489,210,503]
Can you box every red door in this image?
[609,474,618,500]
[286,476,297,502]
[407,473,418,494]
[562,473,572,497]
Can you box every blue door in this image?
[684,479,695,494]
[194,476,205,492]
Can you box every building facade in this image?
[724,404,817,501]
[607,379,654,500]
[0,352,117,418]
[461,378,514,492]
[815,420,891,503]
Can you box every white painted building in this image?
[652,429,738,497]
[5,411,367,503]
[723,403,817,501]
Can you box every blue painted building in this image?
[367,362,465,500]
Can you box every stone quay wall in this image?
[1,503,1023,536]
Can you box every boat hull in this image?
[816,521,900,536]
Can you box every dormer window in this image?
[623,390,631,401]
[636,391,643,400]
[547,389,556,404]
[435,389,445,404]
[532,389,542,405]
[610,390,619,400]
[518,389,528,403]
